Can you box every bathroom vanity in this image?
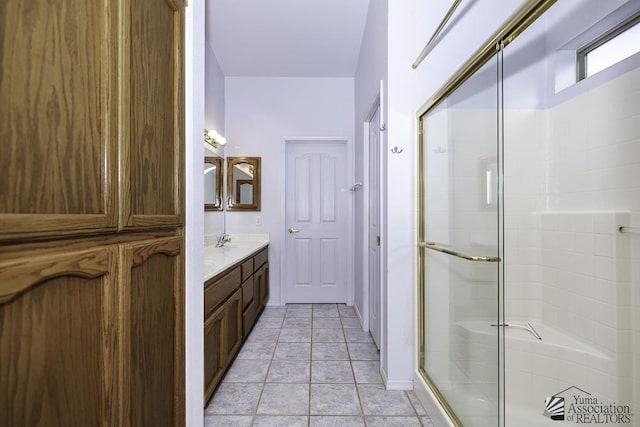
[203,234,269,404]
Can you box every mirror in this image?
[204,156,223,211]
[226,157,261,211]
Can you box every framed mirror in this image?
[226,157,261,211]
[204,156,223,211]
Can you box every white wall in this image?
[205,40,225,140]
[353,0,388,344]
[224,77,355,305]
[204,39,225,235]
[184,1,205,425]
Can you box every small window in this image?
[577,12,640,80]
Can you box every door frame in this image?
[279,137,355,306]
[362,85,385,344]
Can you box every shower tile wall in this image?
[504,67,640,410]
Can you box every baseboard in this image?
[380,367,413,390]
[353,303,365,330]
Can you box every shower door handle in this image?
[418,241,501,262]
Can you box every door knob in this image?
[288,227,300,234]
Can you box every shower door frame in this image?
[416,1,557,426]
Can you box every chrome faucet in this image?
[215,233,231,248]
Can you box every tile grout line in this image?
[207,304,430,426]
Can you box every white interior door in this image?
[285,142,349,303]
[368,107,381,348]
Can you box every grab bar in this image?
[619,226,640,234]
[418,241,501,262]
[412,0,463,69]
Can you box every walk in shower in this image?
[418,1,640,425]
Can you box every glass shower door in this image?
[418,53,503,426]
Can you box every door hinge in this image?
[376,236,380,246]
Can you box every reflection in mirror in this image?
[204,156,223,211]
[226,157,261,211]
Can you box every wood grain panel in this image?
[241,277,254,310]
[0,247,118,426]
[203,289,243,404]
[204,266,241,317]
[204,304,225,404]
[253,247,268,270]
[259,262,269,307]
[121,0,184,228]
[241,257,254,282]
[0,0,118,239]
[120,237,184,426]
[224,288,243,362]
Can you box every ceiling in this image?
[206,0,371,77]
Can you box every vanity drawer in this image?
[241,277,254,310]
[253,247,268,271]
[240,257,254,282]
[205,266,241,316]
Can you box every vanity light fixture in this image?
[204,128,227,148]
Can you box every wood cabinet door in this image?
[0,247,119,426]
[0,0,119,241]
[203,288,243,404]
[204,303,226,404]
[255,262,270,309]
[224,288,243,363]
[120,236,184,426]
[120,0,185,229]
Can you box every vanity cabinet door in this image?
[204,302,226,404]
[0,0,119,241]
[204,288,243,404]
[224,288,243,363]
[255,262,270,309]
[120,237,184,426]
[0,247,119,426]
[120,0,185,229]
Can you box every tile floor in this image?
[205,304,434,427]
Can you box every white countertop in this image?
[203,234,270,282]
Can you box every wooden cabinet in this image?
[0,0,186,424]
[204,289,242,402]
[0,247,119,426]
[204,246,269,404]
[120,237,184,426]
[0,0,185,240]
[255,261,270,309]
[122,0,184,229]
[0,0,119,239]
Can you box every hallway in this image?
[205,304,433,426]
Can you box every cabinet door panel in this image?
[0,0,118,240]
[254,262,270,309]
[120,237,184,426]
[0,247,118,426]
[224,289,243,362]
[121,0,184,228]
[204,304,225,404]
